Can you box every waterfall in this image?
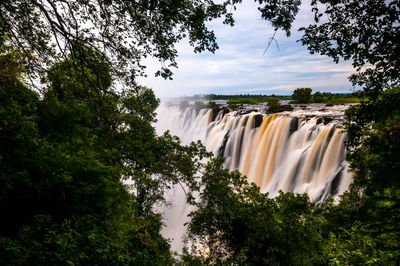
[156,104,352,201]
[155,103,353,251]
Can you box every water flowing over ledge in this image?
[155,102,354,251]
[156,103,353,203]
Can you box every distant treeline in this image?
[179,90,365,101]
[180,94,289,100]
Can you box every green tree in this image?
[186,1,400,264]
[0,0,237,81]
[292,87,312,103]
[267,98,293,113]
[1,0,399,264]
[0,0,303,84]
[186,159,328,265]
[313,91,323,103]
[335,88,400,264]
[344,87,400,193]
[0,50,209,264]
[0,1,305,263]
[299,1,400,263]
[300,0,400,100]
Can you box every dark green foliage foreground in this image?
[0,49,208,264]
[184,129,400,265]
[184,160,327,265]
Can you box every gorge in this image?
[156,102,354,251]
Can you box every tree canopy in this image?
[0,0,233,81]
[0,0,305,85]
[292,87,312,104]
[0,49,210,264]
[1,0,400,264]
[300,0,400,99]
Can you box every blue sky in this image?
[138,1,356,98]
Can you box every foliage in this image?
[300,0,400,99]
[313,91,323,103]
[292,87,312,104]
[0,0,239,82]
[300,1,400,263]
[0,51,209,264]
[185,157,400,265]
[226,96,288,105]
[186,159,328,265]
[184,1,400,264]
[1,0,399,264]
[266,99,293,113]
[228,102,242,111]
[0,214,176,265]
[344,86,400,194]
[207,101,219,110]
[311,93,364,105]
[323,222,399,265]
[319,186,400,265]
[325,96,363,105]
[181,94,290,101]
[0,0,307,84]
[229,0,302,37]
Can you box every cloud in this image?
[138,0,356,98]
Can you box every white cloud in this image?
[138,0,356,98]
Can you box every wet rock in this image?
[289,117,299,134]
[238,109,258,115]
[211,107,229,122]
[317,116,334,125]
[253,114,263,128]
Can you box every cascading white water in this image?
[156,103,353,251]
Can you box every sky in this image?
[138,1,356,98]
